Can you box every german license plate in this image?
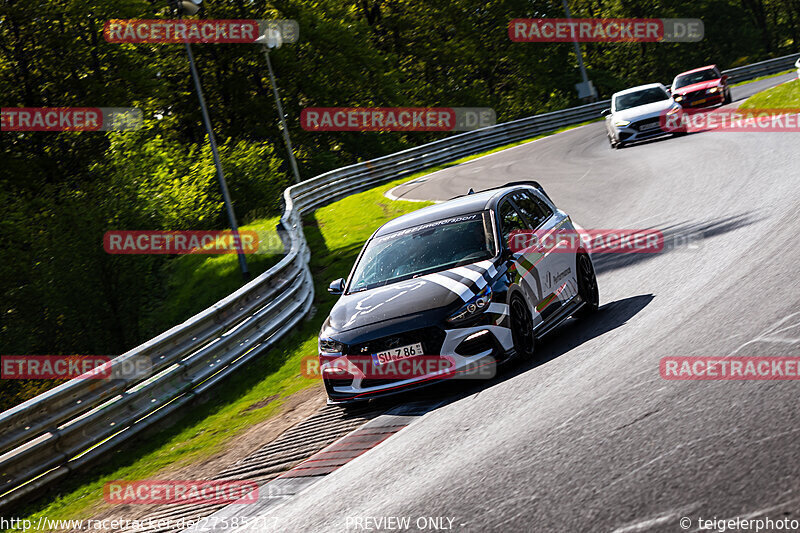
[374,342,424,365]
[695,98,707,105]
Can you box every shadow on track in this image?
[363,294,654,414]
[593,212,761,275]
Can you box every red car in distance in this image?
[671,65,732,108]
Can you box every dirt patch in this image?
[244,394,279,412]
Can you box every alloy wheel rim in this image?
[511,298,534,356]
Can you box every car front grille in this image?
[345,327,447,389]
[346,326,446,357]
[631,117,662,132]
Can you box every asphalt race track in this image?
[216,73,800,532]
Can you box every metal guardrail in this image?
[0,51,797,511]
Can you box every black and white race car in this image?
[318,182,599,403]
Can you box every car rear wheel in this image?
[575,253,599,318]
[510,295,536,361]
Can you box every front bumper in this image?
[321,324,513,403]
[674,91,724,108]
[611,115,678,143]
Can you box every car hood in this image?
[672,79,722,95]
[327,260,497,333]
[613,99,676,122]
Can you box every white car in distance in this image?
[602,83,684,149]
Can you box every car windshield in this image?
[614,87,670,111]
[348,211,496,292]
[674,69,719,89]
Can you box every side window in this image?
[512,191,552,229]
[498,200,527,250]
[714,67,722,78]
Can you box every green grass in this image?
[9,119,596,530]
[145,217,284,332]
[739,77,800,109]
[731,68,798,88]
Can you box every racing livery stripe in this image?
[487,302,509,326]
[473,260,498,278]
[436,270,487,298]
[424,273,475,302]
[447,267,488,291]
[464,261,500,284]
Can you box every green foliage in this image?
[0,0,798,409]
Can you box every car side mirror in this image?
[600,108,611,117]
[721,75,729,83]
[328,278,345,295]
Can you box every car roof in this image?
[612,83,666,98]
[674,64,719,78]
[373,185,535,237]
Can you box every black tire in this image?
[575,253,599,318]
[509,295,536,361]
[725,90,732,104]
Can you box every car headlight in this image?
[666,104,682,115]
[613,120,631,127]
[447,286,492,324]
[674,95,684,102]
[319,338,344,354]
[708,87,720,93]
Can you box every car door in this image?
[509,190,579,324]
[497,195,553,329]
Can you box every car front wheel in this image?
[510,295,536,361]
[575,253,599,318]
